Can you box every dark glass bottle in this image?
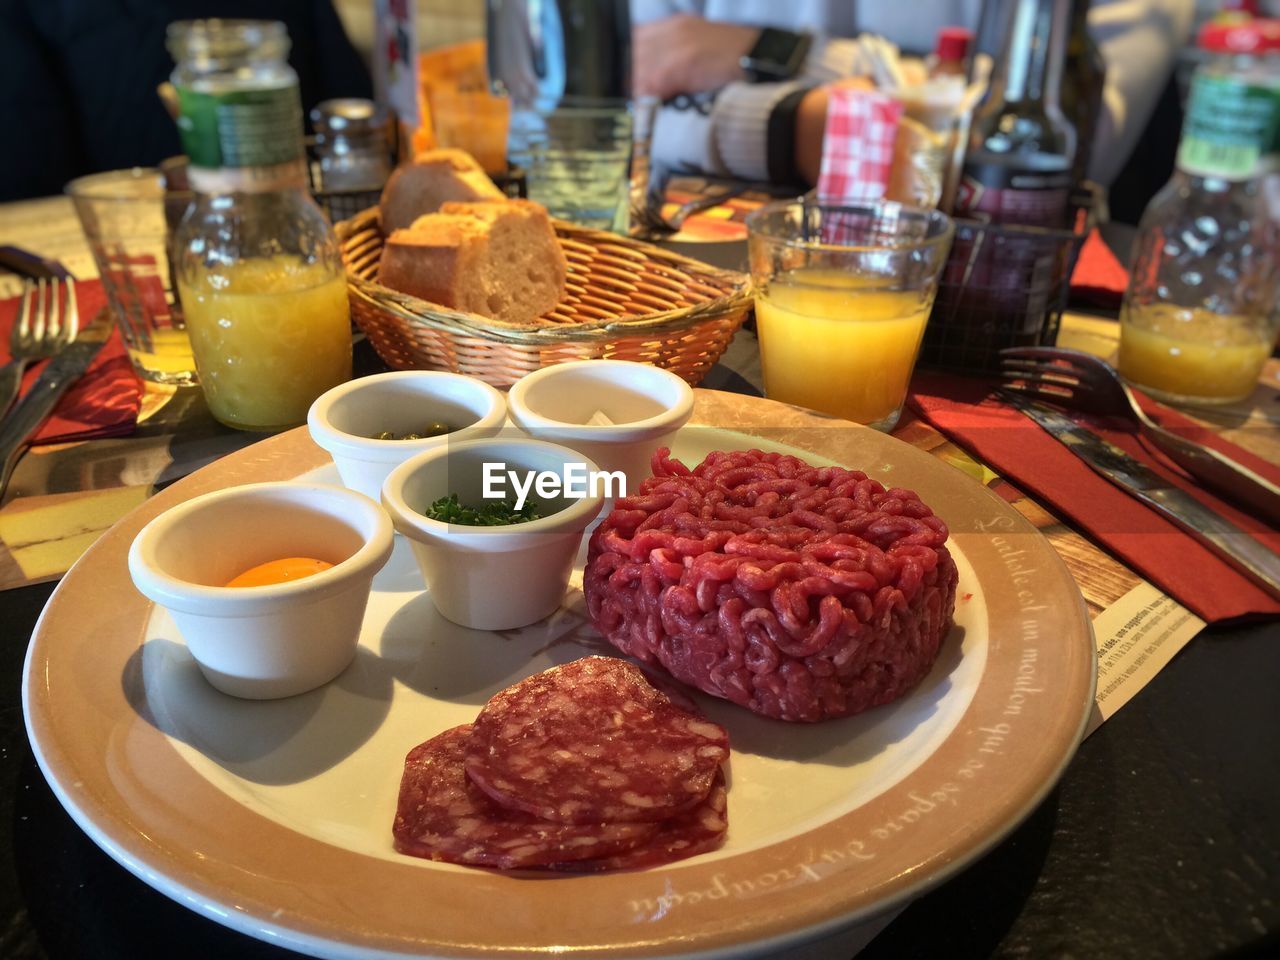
[955,0,1077,227]
[1060,0,1106,186]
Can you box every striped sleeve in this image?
[709,80,806,181]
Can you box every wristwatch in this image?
[740,27,813,83]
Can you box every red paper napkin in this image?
[908,372,1280,622]
[1069,227,1130,309]
[0,282,142,445]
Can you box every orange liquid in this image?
[226,557,334,588]
[1119,303,1271,404]
[755,269,932,426]
[178,256,352,432]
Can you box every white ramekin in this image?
[307,371,507,501]
[506,360,694,496]
[128,482,394,699]
[381,438,605,631]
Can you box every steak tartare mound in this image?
[583,448,958,722]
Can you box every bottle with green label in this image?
[168,19,352,432]
[1118,19,1280,407]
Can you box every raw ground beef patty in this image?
[584,449,959,722]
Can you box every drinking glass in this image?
[486,0,633,232]
[427,87,510,176]
[66,168,198,386]
[746,200,955,432]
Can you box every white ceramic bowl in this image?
[128,482,394,699]
[307,371,507,501]
[381,438,605,631]
[506,360,694,497]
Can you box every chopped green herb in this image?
[374,422,452,440]
[423,493,543,526]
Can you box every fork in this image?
[1000,346,1280,527]
[630,164,750,241]
[0,278,78,421]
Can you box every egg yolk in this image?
[225,557,334,588]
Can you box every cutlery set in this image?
[999,346,1280,600]
[0,276,114,502]
[1000,347,1280,526]
[0,278,78,421]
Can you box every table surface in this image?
[0,210,1277,960]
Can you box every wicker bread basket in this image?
[336,208,752,388]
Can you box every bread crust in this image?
[379,149,506,233]
[378,199,568,326]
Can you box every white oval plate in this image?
[24,391,1095,959]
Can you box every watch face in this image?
[753,29,802,66]
[744,28,811,81]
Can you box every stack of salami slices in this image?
[393,657,731,871]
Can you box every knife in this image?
[0,307,114,501]
[1000,390,1280,601]
[0,246,74,280]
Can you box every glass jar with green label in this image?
[1118,19,1280,407]
[168,19,352,432]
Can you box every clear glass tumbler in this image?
[65,168,198,386]
[487,0,632,232]
[746,200,955,432]
[505,103,633,232]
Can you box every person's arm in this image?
[633,7,787,184]
[1087,0,1194,185]
[647,81,808,184]
[636,11,870,185]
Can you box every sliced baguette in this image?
[378,199,568,326]
[378,148,507,233]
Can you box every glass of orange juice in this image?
[746,200,954,432]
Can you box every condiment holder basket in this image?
[919,183,1101,374]
[335,209,752,388]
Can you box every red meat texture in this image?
[393,726,660,869]
[584,449,959,722]
[392,659,731,871]
[464,656,729,824]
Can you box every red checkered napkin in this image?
[816,87,904,203]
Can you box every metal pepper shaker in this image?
[310,98,393,193]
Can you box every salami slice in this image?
[393,725,657,869]
[465,656,730,824]
[554,769,729,872]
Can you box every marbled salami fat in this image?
[554,769,729,871]
[393,726,657,869]
[464,657,730,824]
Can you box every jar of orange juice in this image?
[168,19,352,431]
[1119,19,1280,406]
